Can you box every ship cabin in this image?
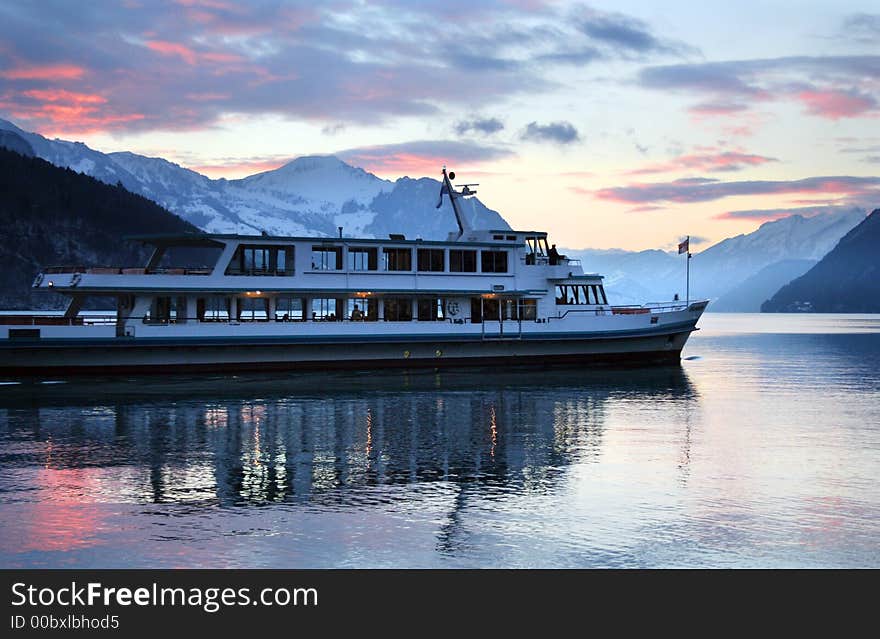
[26,228,614,333]
[18,167,636,336]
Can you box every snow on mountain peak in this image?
[1,118,508,240]
[236,154,392,206]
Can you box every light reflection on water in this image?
[1,314,879,568]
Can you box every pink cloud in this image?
[339,141,513,177]
[796,89,877,120]
[593,175,880,205]
[1,88,145,134]
[145,40,199,65]
[191,157,289,179]
[201,51,245,63]
[0,63,85,80]
[174,0,238,9]
[346,151,447,177]
[21,89,106,105]
[628,151,777,175]
[144,39,245,66]
[688,102,749,116]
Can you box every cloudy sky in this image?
[1,0,878,250]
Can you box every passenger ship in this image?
[1,168,707,375]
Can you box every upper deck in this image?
[33,229,586,297]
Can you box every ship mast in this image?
[440,166,478,240]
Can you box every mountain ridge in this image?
[761,209,880,312]
[0,147,199,309]
[0,118,508,240]
[565,208,866,308]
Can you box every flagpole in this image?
[686,235,690,306]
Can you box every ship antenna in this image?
[438,166,478,240]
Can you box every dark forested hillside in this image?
[762,209,880,313]
[0,147,200,309]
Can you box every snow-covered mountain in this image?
[0,118,863,311]
[0,118,508,240]
[0,119,137,187]
[566,208,867,308]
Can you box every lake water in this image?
[1,313,878,568]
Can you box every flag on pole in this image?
[678,237,689,254]
[436,183,449,209]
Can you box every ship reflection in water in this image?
[2,315,880,567]
[0,366,695,567]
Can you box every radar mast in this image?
[439,166,479,240]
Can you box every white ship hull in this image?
[0,304,705,375]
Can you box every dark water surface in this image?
[1,313,878,568]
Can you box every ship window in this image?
[383,297,412,321]
[238,296,268,321]
[346,298,378,321]
[483,298,500,321]
[275,297,304,321]
[519,299,537,320]
[481,250,508,273]
[555,285,578,305]
[449,249,477,272]
[524,237,548,265]
[227,245,293,275]
[348,247,378,271]
[312,298,342,321]
[201,296,230,320]
[417,248,444,272]
[148,296,173,323]
[493,234,504,240]
[506,235,517,241]
[417,298,442,321]
[250,248,269,271]
[584,285,595,304]
[555,286,566,304]
[555,284,606,305]
[312,246,342,270]
[383,248,412,271]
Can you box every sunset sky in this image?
[1,0,878,250]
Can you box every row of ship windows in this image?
[226,245,509,275]
[148,296,537,323]
[555,284,608,306]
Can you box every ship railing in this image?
[223,268,294,276]
[480,317,523,340]
[0,314,117,326]
[549,302,689,320]
[518,256,581,267]
[40,266,213,275]
[139,315,547,326]
[138,315,480,325]
[147,267,213,275]
[42,265,88,274]
[620,301,690,313]
[2,314,539,328]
